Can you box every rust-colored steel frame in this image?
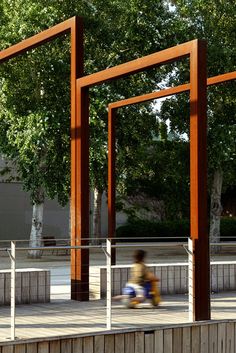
[0,16,87,301]
[107,69,236,245]
[108,70,236,321]
[77,39,209,319]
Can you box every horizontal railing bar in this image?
[0,241,235,252]
[0,236,234,244]
[0,236,189,243]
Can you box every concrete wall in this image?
[0,184,115,241]
[0,154,123,240]
[0,183,69,240]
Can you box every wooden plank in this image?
[226,322,234,353]
[0,273,5,305]
[94,335,104,353]
[100,269,106,299]
[2,347,14,353]
[161,268,168,294]
[72,338,83,353]
[180,266,188,294]
[50,340,60,353]
[83,336,94,353]
[105,335,114,353]
[218,265,224,291]
[168,266,175,294]
[15,272,22,305]
[135,332,144,353]
[21,272,30,304]
[38,271,46,303]
[173,328,182,353]
[144,333,154,353]
[38,341,49,353]
[229,265,235,290]
[154,330,163,353]
[211,265,218,293]
[163,329,172,353]
[182,327,191,353]
[200,325,208,353]
[26,343,38,353]
[114,269,121,296]
[209,323,218,353]
[125,332,135,353]
[223,265,230,291]
[15,345,26,353]
[4,273,11,305]
[115,333,125,353]
[61,339,72,353]
[45,271,50,302]
[191,326,200,353]
[29,271,38,303]
[218,323,226,353]
[174,266,181,294]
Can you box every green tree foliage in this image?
[123,138,190,220]
[0,0,176,242]
[158,0,236,242]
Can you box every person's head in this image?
[134,249,146,263]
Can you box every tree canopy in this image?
[0,0,176,206]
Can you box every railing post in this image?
[188,238,194,321]
[106,239,112,330]
[10,241,16,340]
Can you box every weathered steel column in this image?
[71,18,90,301]
[189,39,210,320]
[108,107,116,264]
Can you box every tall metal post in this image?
[189,40,210,320]
[188,238,193,321]
[108,107,116,265]
[71,19,90,301]
[10,241,16,340]
[106,239,112,330]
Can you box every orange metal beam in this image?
[109,84,189,110]
[0,17,88,301]
[77,41,193,88]
[0,18,74,63]
[108,70,236,110]
[208,71,236,86]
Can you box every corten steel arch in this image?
[0,16,86,301]
[77,39,209,318]
[108,71,236,321]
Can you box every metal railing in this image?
[0,238,236,341]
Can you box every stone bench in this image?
[0,268,50,305]
[100,261,236,297]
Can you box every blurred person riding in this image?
[114,249,161,308]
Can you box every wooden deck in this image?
[1,292,236,342]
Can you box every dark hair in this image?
[134,249,146,263]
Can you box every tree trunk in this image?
[92,188,103,244]
[28,189,44,259]
[209,169,223,254]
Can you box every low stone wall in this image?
[0,320,235,353]
[0,268,50,305]
[100,261,236,297]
